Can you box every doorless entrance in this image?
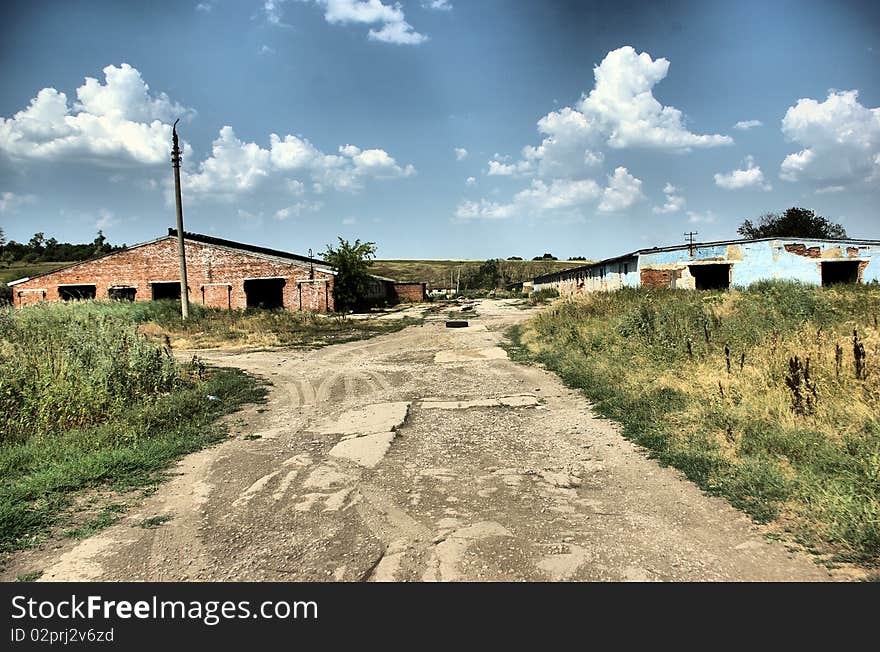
[689,264,731,290]
[151,282,181,301]
[821,261,860,286]
[244,278,285,309]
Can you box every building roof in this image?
[8,229,338,286]
[168,229,331,268]
[533,236,880,284]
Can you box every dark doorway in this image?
[151,282,181,301]
[58,285,96,301]
[689,264,731,290]
[244,278,285,309]
[109,286,137,301]
[821,261,860,286]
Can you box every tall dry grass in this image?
[509,281,880,565]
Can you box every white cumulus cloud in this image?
[513,178,602,213]
[94,208,118,230]
[454,199,515,221]
[0,63,195,166]
[686,210,717,224]
[584,47,731,150]
[598,167,644,213]
[183,126,414,201]
[652,182,685,214]
[275,200,324,219]
[481,46,731,188]
[780,89,880,189]
[423,0,451,10]
[295,0,428,45]
[487,157,532,177]
[714,155,771,190]
[0,191,36,214]
[264,0,288,25]
[733,119,763,130]
[454,147,468,161]
[455,167,643,220]
[493,46,731,177]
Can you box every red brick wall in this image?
[784,243,821,258]
[393,282,426,302]
[640,268,673,288]
[12,237,335,313]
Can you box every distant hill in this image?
[370,259,593,290]
[0,261,69,285]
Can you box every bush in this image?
[0,301,266,552]
[0,303,179,444]
[529,288,559,305]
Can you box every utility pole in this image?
[684,231,698,257]
[171,119,190,320]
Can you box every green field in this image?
[0,261,69,285]
[370,258,589,288]
[509,282,880,567]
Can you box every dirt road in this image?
[14,299,834,581]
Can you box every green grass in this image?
[0,301,267,553]
[136,515,173,529]
[15,570,43,582]
[62,504,127,539]
[0,261,69,285]
[4,299,420,350]
[509,282,880,566]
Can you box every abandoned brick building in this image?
[9,229,425,311]
[532,237,880,295]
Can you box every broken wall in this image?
[637,239,879,289]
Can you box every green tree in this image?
[92,230,111,255]
[44,237,58,260]
[475,259,501,289]
[737,207,848,240]
[28,232,46,254]
[322,237,377,313]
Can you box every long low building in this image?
[532,237,880,295]
[9,229,426,312]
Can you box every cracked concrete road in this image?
[9,299,837,582]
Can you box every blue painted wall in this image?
[534,238,880,292]
[637,239,879,287]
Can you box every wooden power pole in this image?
[684,231,698,257]
[171,119,190,320]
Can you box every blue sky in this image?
[1,0,878,259]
